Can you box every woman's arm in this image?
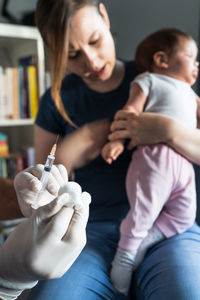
[34,125,58,164]
[56,119,110,173]
[108,110,200,165]
[35,120,110,176]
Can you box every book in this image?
[0,66,4,119]
[5,68,14,119]
[0,157,7,178]
[19,55,38,67]
[27,66,39,119]
[0,132,9,156]
[18,66,24,119]
[22,67,30,118]
[19,55,39,119]
[12,68,20,120]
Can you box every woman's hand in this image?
[108,110,171,150]
[109,110,200,165]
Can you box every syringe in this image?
[31,140,58,209]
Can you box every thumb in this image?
[62,191,91,242]
[127,138,139,150]
[33,193,74,241]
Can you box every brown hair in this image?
[135,28,192,73]
[35,0,100,126]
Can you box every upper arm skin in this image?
[35,120,110,177]
[124,83,147,114]
[55,119,110,174]
[34,125,57,164]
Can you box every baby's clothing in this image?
[120,144,196,251]
[132,72,197,128]
[111,224,165,295]
[111,72,197,294]
[119,72,197,252]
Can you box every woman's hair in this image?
[35,0,100,126]
[135,28,192,73]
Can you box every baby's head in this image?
[135,28,198,85]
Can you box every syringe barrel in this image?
[44,155,55,171]
[40,170,50,190]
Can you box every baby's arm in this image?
[124,82,147,113]
[101,83,147,164]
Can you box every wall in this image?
[0,0,199,51]
[103,0,200,60]
[0,0,37,23]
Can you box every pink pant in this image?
[119,144,196,252]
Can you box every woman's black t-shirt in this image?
[36,60,138,222]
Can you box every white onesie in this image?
[132,72,197,128]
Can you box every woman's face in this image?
[67,4,116,86]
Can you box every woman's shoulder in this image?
[123,60,138,82]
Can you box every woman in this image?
[22,0,200,299]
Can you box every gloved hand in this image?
[14,164,69,217]
[0,165,91,299]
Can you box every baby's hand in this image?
[101,141,124,164]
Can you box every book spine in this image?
[27,66,39,119]
[12,68,20,120]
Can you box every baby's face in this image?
[166,37,198,86]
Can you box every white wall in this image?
[103,0,200,60]
[0,0,199,57]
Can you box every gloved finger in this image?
[14,169,42,194]
[45,165,68,196]
[34,193,68,222]
[27,164,62,197]
[58,182,82,209]
[34,193,75,240]
[14,170,43,217]
[46,165,66,192]
[62,191,91,243]
[26,164,44,180]
[56,164,68,183]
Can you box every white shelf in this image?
[0,119,34,127]
[0,24,42,39]
[0,24,45,155]
[0,23,45,97]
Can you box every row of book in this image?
[0,132,9,156]
[0,65,39,120]
[0,146,35,179]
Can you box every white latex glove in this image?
[0,183,91,299]
[14,164,69,217]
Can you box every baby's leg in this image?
[111,144,196,295]
[111,224,164,295]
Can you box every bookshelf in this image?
[0,23,45,174]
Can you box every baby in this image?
[102,28,200,294]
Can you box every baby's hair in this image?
[35,0,100,126]
[135,28,192,73]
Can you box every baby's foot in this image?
[110,247,136,295]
